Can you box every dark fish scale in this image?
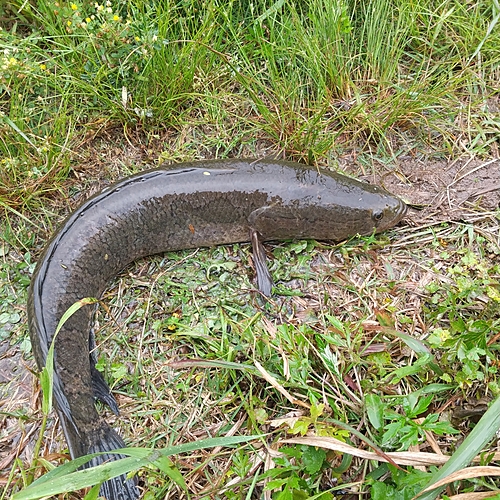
[28,159,406,499]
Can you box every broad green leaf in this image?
[365,393,384,431]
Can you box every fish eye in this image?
[373,211,384,222]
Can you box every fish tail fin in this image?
[58,412,140,500]
[87,424,140,500]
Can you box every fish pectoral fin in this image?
[250,228,273,296]
[90,363,120,415]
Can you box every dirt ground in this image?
[1,133,499,494]
[383,156,500,220]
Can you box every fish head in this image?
[257,168,407,242]
[309,172,407,240]
[363,187,407,234]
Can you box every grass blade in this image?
[415,396,500,500]
[14,436,261,500]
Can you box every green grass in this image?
[1,0,500,498]
[1,0,499,208]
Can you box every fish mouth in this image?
[376,196,407,232]
[394,197,408,221]
[389,197,408,227]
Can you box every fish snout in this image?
[375,196,407,233]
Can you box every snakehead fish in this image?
[27,158,407,499]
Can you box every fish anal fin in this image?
[90,363,120,415]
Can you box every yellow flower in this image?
[39,63,47,70]
[134,36,140,41]
[70,3,77,10]
[67,20,72,26]
[112,14,120,21]
[85,17,91,22]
